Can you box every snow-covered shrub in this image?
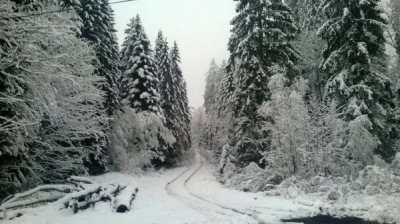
[110,108,175,172]
[258,73,310,177]
[218,144,238,182]
[225,162,272,192]
[349,165,400,195]
[305,97,349,178]
[257,73,354,180]
[199,111,234,160]
[391,153,400,172]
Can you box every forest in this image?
[1,0,400,223]
[194,0,400,191]
[0,0,191,198]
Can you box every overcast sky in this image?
[111,0,236,108]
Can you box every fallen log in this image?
[1,194,64,211]
[68,176,95,185]
[0,184,78,210]
[113,185,139,213]
[0,176,139,220]
[61,184,128,213]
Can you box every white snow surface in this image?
[5,154,398,224]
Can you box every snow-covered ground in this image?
[5,154,397,224]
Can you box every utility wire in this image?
[0,0,137,20]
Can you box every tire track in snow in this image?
[183,159,266,224]
[165,165,226,222]
[165,161,256,224]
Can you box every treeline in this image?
[0,0,191,198]
[198,0,400,182]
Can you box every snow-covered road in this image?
[7,155,319,224]
[165,157,261,224]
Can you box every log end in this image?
[116,205,129,213]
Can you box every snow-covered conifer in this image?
[227,0,299,167]
[204,60,220,115]
[285,0,323,32]
[77,0,120,115]
[120,15,160,113]
[318,0,399,161]
[165,41,192,162]
[110,109,175,171]
[200,60,233,157]
[389,0,400,56]
[155,32,171,97]
[154,30,165,80]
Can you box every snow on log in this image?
[68,176,96,185]
[60,183,129,213]
[0,184,78,211]
[0,176,139,220]
[113,185,139,213]
[0,194,64,211]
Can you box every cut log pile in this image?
[0,176,138,220]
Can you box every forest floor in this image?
[5,154,397,224]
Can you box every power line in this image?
[0,0,137,20]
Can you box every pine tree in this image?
[285,0,323,32]
[154,30,165,79]
[318,0,399,161]
[389,0,400,56]
[204,59,220,115]
[155,31,171,95]
[120,17,137,77]
[165,41,192,162]
[217,62,235,117]
[201,60,234,157]
[78,0,120,115]
[227,0,299,167]
[120,15,160,113]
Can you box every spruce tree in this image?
[168,41,192,159]
[201,60,233,157]
[318,0,399,161]
[154,31,165,79]
[285,0,326,99]
[120,17,137,77]
[390,0,400,56]
[78,0,120,115]
[285,0,323,32]
[227,0,299,167]
[204,59,220,115]
[217,62,235,117]
[155,31,170,92]
[120,15,160,113]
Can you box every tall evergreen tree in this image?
[120,15,160,113]
[154,31,165,76]
[227,0,299,167]
[120,17,137,74]
[168,42,192,160]
[78,0,120,115]
[201,60,234,157]
[154,31,170,91]
[217,62,235,117]
[285,0,323,32]
[389,0,400,56]
[204,59,220,115]
[318,0,399,161]
[285,0,326,99]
